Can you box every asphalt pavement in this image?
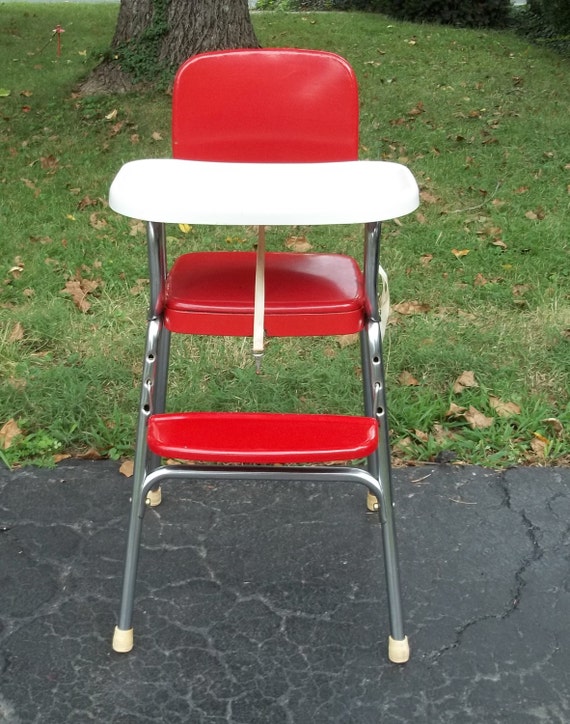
[1,460,569,722]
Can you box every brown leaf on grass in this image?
[464,406,494,429]
[53,453,72,463]
[109,121,124,137]
[119,459,134,477]
[432,423,458,443]
[491,239,507,249]
[129,219,145,236]
[40,155,59,172]
[445,402,467,418]
[453,370,478,393]
[542,418,564,437]
[398,370,419,386]
[489,396,521,417]
[130,278,149,296]
[29,235,53,244]
[408,101,424,116]
[393,300,430,315]
[0,419,22,450]
[530,434,548,459]
[285,235,312,252]
[512,284,530,296]
[151,131,163,141]
[525,208,545,220]
[77,447,103,460]
[335,333,359,348]
[61,278,99,313]
[8,322,24,342]
[21,178,40,197]
[473,273,488,286]
[452,248,470,259]
[8,260,24,279]
[420,189,438,204]
[89,212,107,230]
[420,253,433,266]
[414,429,429,442]
[77,195,99,210]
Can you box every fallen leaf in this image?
[512,284,530,296]
[89,212,107,230]
[420,190,438,204]
[398,370,419,386]
[335,333,359,348]
[491,239,507,249]
[105,109,118,120]
[445,402,467,418]
[40,155,58,171]
[393,300,430,315]
[129,219,145,236]
[285,235,312,252]
[178,223,192,233]
[119,459,134,477]
[53,453,72,463]
[109,121,124,137]
[489,396,521,417]
[420,253,433,266]
[151,131,163,141]
[414,429,429,442]
[0,419,22,450]
[542,418,563,437]
[21,178,40,197]
[452,248,470,259]
[77,447,103,460]
[61,278,99,313]
[8,322,24,342]
[473,273,488,286]
[432,423,458,443]
[464,406,494,429]
[77,195,98,210]
[530,435,548,458]
[0,89,11,97]
[453,370,478,393]
[525,208,545,220]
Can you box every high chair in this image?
[109,49,419,663]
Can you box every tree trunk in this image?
[79,0,259,95]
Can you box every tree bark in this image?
[79,0,259,95]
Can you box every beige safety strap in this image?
[252,225,266,373]
[379,264,390,340]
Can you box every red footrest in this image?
[147,412,378,464]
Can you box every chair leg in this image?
[361,322,409,662]
[113,319,161,652]
[145,327,171,508]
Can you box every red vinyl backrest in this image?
[172,48,359,163]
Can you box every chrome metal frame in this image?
[113,218,407,661]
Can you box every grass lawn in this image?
[0,7,568,467]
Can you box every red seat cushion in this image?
[147,412,378,463]
[164,251,365,336]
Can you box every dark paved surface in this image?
[0,460,569,723]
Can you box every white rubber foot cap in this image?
[113,626,134,653]
[146,487,162,507]
[366,491,379,512]
[388,635,410,664]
